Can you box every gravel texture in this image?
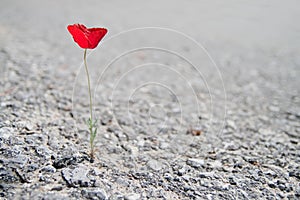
[0,0,299,199]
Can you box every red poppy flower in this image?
[67,24,108,49]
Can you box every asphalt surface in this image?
[0,0,299,199]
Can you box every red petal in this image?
[87,28,108,49]
[67,24,89,48]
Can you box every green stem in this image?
[83,49,95,158]
[84,49,93,122]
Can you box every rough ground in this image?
[0,0,299,199]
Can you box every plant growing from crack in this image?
[67,24,108,159]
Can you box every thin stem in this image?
[83,49,95,158]
[84,49,93,122]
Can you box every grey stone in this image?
[120,143,139,155]
[268,181,276,188]
[53,154,85,169]
[164,173,173,181]
[178,168,186,176]
[199,172,213,179]
[100,111,113,125]
[295,186,300,197]
[62,165,95,187]
[223,141,240,151]
[0,168,18,183]
[124,193,140,200]
[226,120,237,130]
[264,170,277,177]
[82,188,107,200]
[136,140,145,147]
[115,177,129,187]
[0,127,14,142]
[26,163,39,172]
[159,142,169,150]
[147,159,163,171]
[13,121,35,131]
[289,169,300,179]
[9,155,28,168]
[36,193,70,200]
[41,165,56,173]
[268,105,280,112]
[187,158,205,168]
[35,146,53,159]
